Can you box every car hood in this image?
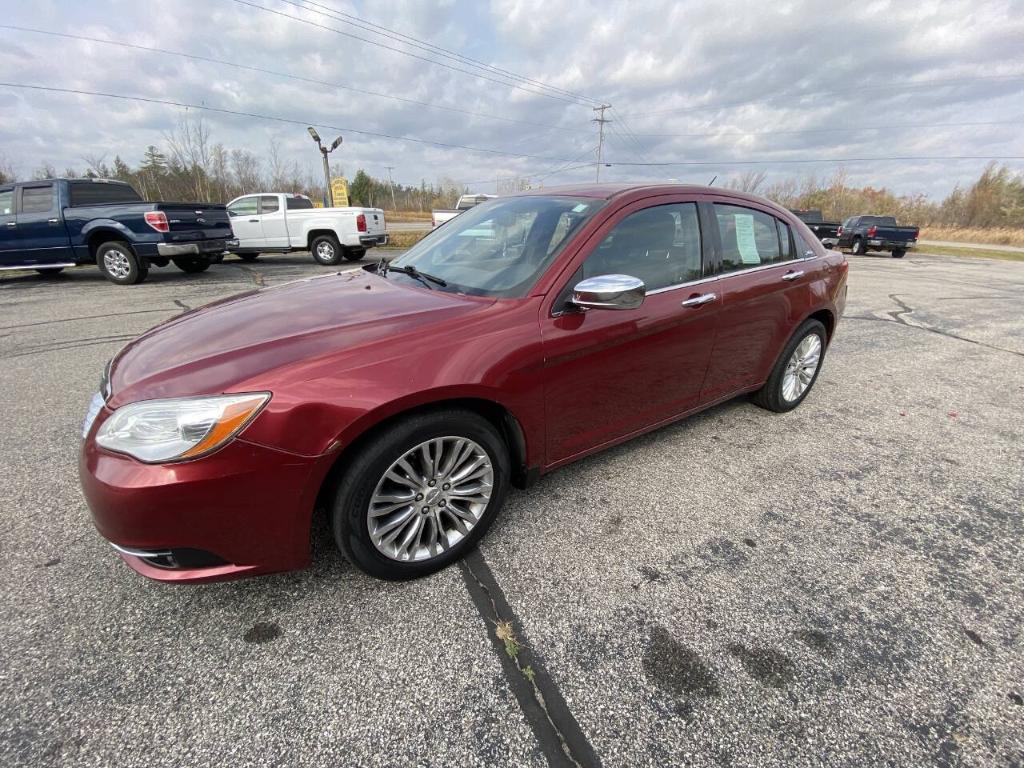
[108,270,493,406]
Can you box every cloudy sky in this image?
[1,0,1022,198]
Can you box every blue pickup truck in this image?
[0,178,236,284]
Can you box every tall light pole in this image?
[307,127,342,207]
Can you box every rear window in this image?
[0,188,12,216]
[69,181,143,207]
[286,196,314,210]
[862,216,897,227]
[21,185,54,214]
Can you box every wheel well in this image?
[807,309,835,341]
[314,398,531,515]
[307,229,339,249]
[87,230,129,262]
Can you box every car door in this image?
[15,183,73,265]
[0,185,18,266]
[540,198,721,465]
[226,196,262,248]
[699,201,817,402]
[258,195,289,248]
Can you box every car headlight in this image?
[96,393,270,463]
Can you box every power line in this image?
[592,105,611,181]
[617,74,1024,118]
[627,119,1023,139]
[603,155,1024,167]
[0,24,588,135]
[293,0,602,106]
[229,0,594,106]
[0,82,590,163]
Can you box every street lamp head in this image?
[330,136,343,151]
[307,126,322,143]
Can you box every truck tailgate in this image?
[874,226,918,242]
[362,209,386,236]
[158,203,233,241]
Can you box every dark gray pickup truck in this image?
[790,209,841,247]
[0,178,236,284]
[837,215,919,258]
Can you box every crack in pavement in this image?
[0,308,173,331]
[459,549,600,768]
[1,333,138,360]
[845,294,1024,358]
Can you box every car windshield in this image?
[387,195,604,297]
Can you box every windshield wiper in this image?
[376,259,447,289]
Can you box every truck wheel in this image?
[172,257,211,274]
[851,238,866,255]
[97,241,148,285]
[238,253,260,262]
[343,247,367,262]
[311,234,343,266]
[892,249,906,259]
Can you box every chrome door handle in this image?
[48,218,60,224]
[5,222,15,228]
[782,270,805,281]
[681,292,716,307]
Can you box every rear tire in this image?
[172,257,211,274]
[752,319,827,413]
[343,247,367,262]
[311,234,343,266]
[331,409,510,580]
[892,249,906,259]
[238,253,260,262]
[851,238,866,255]
[96,241,147,285]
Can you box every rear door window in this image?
[0,188,13,216]
[713,204,782,272]
[21,184,55,214]
[227,197,258,217]
[260,196,280,214]
[286,196,314,210]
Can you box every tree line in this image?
[1,116,1021,226]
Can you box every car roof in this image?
[518,182,790,211]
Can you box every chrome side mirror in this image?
[571,274,645,311]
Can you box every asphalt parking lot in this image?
[1,250,1022,767]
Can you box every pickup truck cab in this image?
[431,193,497,228]
[0,179,234,284]
[790,209,841,248]
[226,193,387,265]
[837,215,919,258]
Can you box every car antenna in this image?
[708,175,717,186]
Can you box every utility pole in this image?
[384,165,397,210]
[592,104,611,182]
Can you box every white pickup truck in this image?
[431,193,497,228]
[226,193,387,265]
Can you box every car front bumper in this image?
[79,423,326,584]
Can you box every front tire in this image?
[172,257,211,273]
[892,249,906,259]
[851,238,866,255]
[752,319,827,413]
[331,409,510,580]
[96,241,147,285]
[311,234,343,266]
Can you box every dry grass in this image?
[919,226,1024,248]
[381,230,429,250]
[915,244,1024,262]
[384,210,433,223]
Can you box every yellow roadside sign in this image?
[331,177,349,207]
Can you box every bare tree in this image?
[729,169,767,194]
[81,152,109,178]
[164,115,213,201]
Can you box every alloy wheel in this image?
[316,242,335,261]
[103,248,131,280]
[367,437,494,562]
[782,333,822,402]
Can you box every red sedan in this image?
[79,184,848,583]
